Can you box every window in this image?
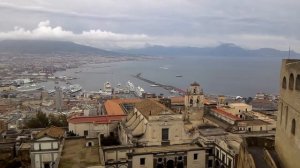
[296,75,300,90]
[282,76,287,89]
[207,149,213,155]
[190,99,193,105]
[216,149,219,157]
[280,103,283,125]
[162,128,169,141]
[84,130,88,136]
[44,163,50,168]
[194,153,198,160]
[208,160,213,167]
[140,158,145,165]
[228,158,232,167]
[285,106,289,129]
[292,119,296,135]
[289,73,294,90]
[222,153,225,162]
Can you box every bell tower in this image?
[184,82,204,108]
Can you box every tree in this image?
[26,112,68,128]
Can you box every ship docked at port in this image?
[16,84,44,92]
[126,81,145,97]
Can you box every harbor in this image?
[132,73,186,95]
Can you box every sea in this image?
[41,55,287,97]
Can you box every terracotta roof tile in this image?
[170,96,184,104]
[35,126,65,139]
[135,99,174,119]
[104,98,142,115]
[212,108,241,121]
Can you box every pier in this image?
[132,73,186,95]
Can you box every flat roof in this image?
[237,119,270,126]
[59,138,100,168]
[198,128,227,137]
[132,143,203,154]
[68,115,125,124]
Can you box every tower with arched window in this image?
[275,59,300,168]
[184,82,204,108]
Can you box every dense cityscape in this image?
[1,1,300,168]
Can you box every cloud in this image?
[0,20,299,51]
[0,20,150,49]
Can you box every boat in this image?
[68,84,82,93]
[176,75,183,77]
[104,82,112,95]
[135,86,145,97]
[17,84,44,92]
[170,89,178,94]
[150,84,159,87]
[127,81,135,92]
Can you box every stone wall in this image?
[275,59,300,168]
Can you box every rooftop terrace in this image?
[59,138,100,168]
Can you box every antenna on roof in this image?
[288,45,291,59]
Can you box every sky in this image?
[0,0,300,51]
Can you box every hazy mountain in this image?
[117,43,300,57]
[0,40,122,56]
[1,40,298,58]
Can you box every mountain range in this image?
[117,43,300,57]
[0,40,299,58]
[0,40,121,56]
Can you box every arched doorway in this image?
[167,160,174,168]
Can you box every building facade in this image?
[275,59,300,168]
[30,126,65,168]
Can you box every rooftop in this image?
[170,96,184,104]
[237,119,271,126]
[211,108,241,121]
[198,127,227,137]
[68,115,125,124]
[135,99,175,119]
[104,98,142,115]
[132,143,202,154]
[190,82,200,86]
[229,103,251,107]
[59,138,100,168]
[35,126,65,139]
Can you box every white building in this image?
[30,126,65,168]
[68,115,125,137]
